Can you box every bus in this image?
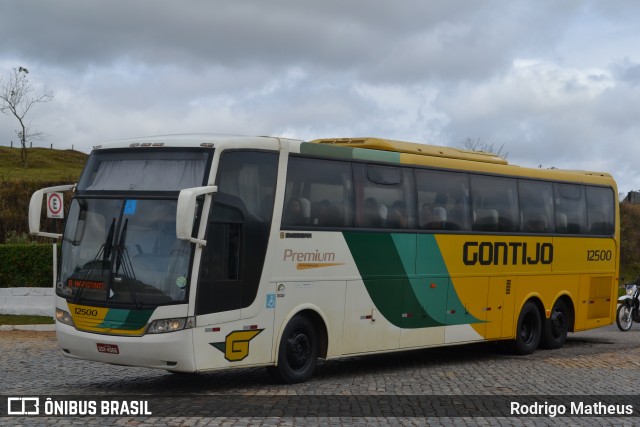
[29,134,619,383]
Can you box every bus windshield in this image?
[77,149,210,192]
[58,197,192,307]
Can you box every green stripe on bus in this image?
[299,142,355,160]
[352,148,401,164]
[299,142,401,164]
[343,232,480,328]
[97,308,154,330]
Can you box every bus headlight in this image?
[147,316,195,334]
[55,308,75,327]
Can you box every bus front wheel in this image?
[510,301,541,355]
[267,315,319,384]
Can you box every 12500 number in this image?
[586,250,612,262]
[74,307,98,317]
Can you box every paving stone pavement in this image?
[1,324,640,426]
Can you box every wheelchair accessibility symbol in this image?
[266,293,276,309]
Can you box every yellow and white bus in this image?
[29,135,618,383]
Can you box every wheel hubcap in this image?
[521,314,534,344]
[287,332,310,371]
[550,310,566,338]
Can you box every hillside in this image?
[0,146,87,181]
[0,147,88,242]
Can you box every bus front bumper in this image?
[56,322,197,372]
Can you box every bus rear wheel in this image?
[267,315,318,384]
[540,299,570,349]
[510,301,541,355]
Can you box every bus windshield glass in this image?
[77,150,210,192]
[58,197,192,307]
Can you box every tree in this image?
[0,67,53,167]
[460,137,508,160]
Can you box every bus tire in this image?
[540,299,570,349]
[267,315,318,384]
[510,301,541,355]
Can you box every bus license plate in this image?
[97,343,119,354]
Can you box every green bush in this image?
[0,244,54,288]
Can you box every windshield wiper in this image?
[112,218,140,308]
[102,218,116,270]
[73,217,116,304]
[115,218,127,274]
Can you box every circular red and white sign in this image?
[47,193,63,217]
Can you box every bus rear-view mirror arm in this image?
[29,184,76,239]
[176,185,218,246]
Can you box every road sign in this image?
[47,192,64,219]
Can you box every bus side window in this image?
[471,175,518,232]
[554,183,587,234]
[518,180,554,234]
[354,164,414,229]
[415,169,469,231]
[586,186,615,235]
[216,151,278,222]
[283,157,353,228]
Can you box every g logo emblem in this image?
[211,329,263,362]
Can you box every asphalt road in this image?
[1,323,640,425]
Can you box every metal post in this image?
[52,243,57,288]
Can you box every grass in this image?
[0,314,54,325]
[0,146,87,181]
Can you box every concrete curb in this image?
[0,324,55,331]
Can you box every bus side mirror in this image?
[29,184,76,239]
[176,185,218,246]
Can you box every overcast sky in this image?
[1,1,639,195]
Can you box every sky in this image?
[0,1,639,195]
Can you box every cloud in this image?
[438,60,615,154]
[0,1,578,80]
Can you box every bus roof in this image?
[311,137,508,165]
[92,134,301,150]
[89,134,614,186]
[303,137,614,185]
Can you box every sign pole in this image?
[52,243,57,288]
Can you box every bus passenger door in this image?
[194,150,278,366]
